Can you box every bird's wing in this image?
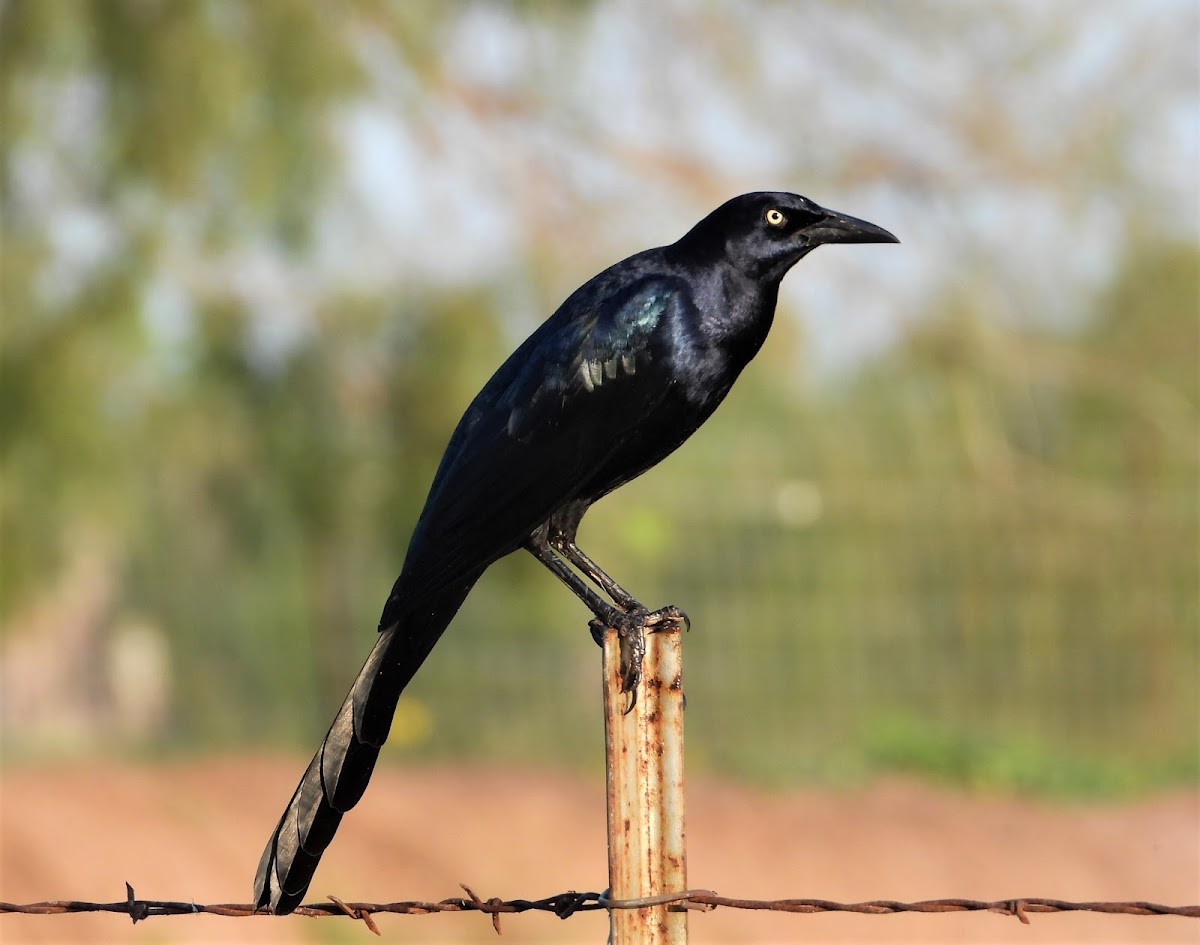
[503,277,674,438]
[383,274,688,622]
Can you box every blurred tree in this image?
[2,0,364,608]
[0,1,1195,793]
[1,0,394,745]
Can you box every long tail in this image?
[253,580,476,914]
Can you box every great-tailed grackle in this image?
[254,192,897,913]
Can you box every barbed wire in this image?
[2,883,1196,936]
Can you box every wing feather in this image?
[382,276,686,621]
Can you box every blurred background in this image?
[1,0,1197,803]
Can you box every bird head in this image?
[679,191,899,284]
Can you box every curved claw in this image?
[617,620,645,705]
[669,606,691,632]
[592,603,689,715]
[646,604,690,633]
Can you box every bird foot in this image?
[589,605,689,714]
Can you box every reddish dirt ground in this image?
[1,757,1196,944]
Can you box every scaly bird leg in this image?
[549,537,641,612]
[524,538,687,712]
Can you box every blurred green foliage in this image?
[1,1,1196,798]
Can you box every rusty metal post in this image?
[602,626,687,944]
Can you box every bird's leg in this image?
[524,539,687,712]
[525,538,631,629]
[549,537,641,612]
[550,535,691,637]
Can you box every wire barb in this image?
[124,883,147,925]
[327,895,380,935]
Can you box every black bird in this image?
[254,191,897,913]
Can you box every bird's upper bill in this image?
[806,207,899,246]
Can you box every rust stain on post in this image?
[603,627,687,944]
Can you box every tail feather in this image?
[321,693,382,809]
[254,580,476,914]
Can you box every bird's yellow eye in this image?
[765,208,787,227]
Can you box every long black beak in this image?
[807,208,899,246]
